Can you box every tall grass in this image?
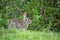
[0,27,60,40]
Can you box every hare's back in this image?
[11,18,27,29]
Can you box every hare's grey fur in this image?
[7,12,32,30]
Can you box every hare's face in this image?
[25,18,32,25]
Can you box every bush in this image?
[0,0,60,31]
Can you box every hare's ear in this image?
[23,12,27,21]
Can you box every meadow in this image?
[0,27,60,40]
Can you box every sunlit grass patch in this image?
[0,28,60,40]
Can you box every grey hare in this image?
[7,12,32,30]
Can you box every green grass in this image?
[0,27,60,40]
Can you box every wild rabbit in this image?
[7,12,32,30]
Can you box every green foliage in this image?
[0,28,60,40]
[0,0,60,32]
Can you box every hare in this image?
[7,12,32,30]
